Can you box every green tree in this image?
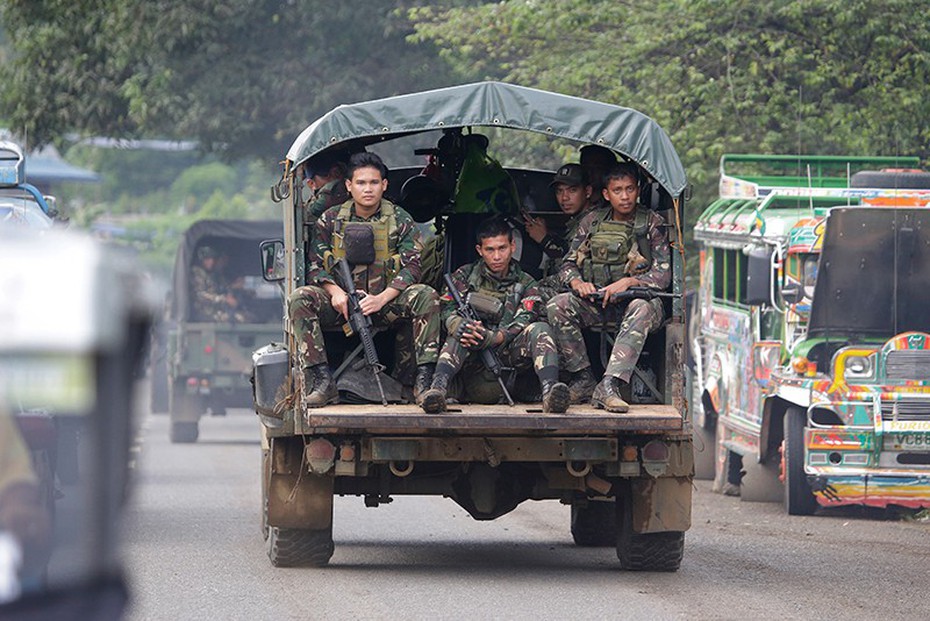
[0,1,476,159]
[410,0,930,209]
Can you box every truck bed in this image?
[305,402,683,434]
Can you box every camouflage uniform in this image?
[191,264,249,322]
[304,178,349,227]
[437,260,559,401]
[534,202,600,299]
[288,199,440,370]
[547,207,670,382]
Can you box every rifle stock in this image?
[586,286,679,306]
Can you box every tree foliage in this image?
[0,0,474,159]
[410,0,930,206]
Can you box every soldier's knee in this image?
[406,284,439,314]
[527,321,554,340]
[287,286,324,314]
[546,292,572,322]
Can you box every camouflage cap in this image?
[549,163,587,188]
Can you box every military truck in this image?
[253,82,692,569]
[693,154,930,513]
[157,219,283,443]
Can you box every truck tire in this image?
[616,497,684,571]
[783,407,818,515]
[170,421,199,443]
[692,419,715,480]
[850,170,930,189]
[267,526,334,567]
[570,500,617,547]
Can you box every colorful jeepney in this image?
[693,154,930,514]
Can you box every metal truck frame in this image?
[693,154,930,514]
[253,82,692,569]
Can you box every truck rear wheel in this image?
[170,421,199,443]
[267,526,334,567]
[570,499,617,547]
[169,383,203,444]
[616,496,684,571]
[783,407,818,515]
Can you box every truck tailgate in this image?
[305,403,682,434]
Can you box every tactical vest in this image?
[326,200,400,294]
[580,209,652,287]
[465,264,524,328]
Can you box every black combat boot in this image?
[413,363,435,404]
[592,375,629,413]
[304,364,338,408]
[541,380,570,414]
[420,367,451,414]
[567,367,597,404]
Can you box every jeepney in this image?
[693,154,930,514]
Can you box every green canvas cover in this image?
[286,81,686,197]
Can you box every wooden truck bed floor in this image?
[304,403,683,434]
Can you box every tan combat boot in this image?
[541,380,570,413]
[304,364,338,408]
[592,376,629,413]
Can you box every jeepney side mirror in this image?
[781,285,802,305]
[260,239,285,282]
[745,247,774,306]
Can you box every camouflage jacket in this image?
[190,265,227,308]
[307,199,423,293]
[304,178,349,225]
[538,203,600,260]
[559,207,671,290]
[441,261,543,346]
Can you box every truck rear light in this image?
[306,438,336,474]
[204,344,213,354]
[186,377,198,387]
[642,440,670,462]
[621,445,638,462]
[843,453,870,465]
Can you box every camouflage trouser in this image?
[287,284,440,369]
[436,321,559,380]
[533,274,568,302]
[546,293,664,382]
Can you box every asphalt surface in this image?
[122,409,930,620]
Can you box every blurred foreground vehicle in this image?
[0,227,155,619]
[150,219,284,443]
[693,154,930,514]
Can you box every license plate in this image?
[885,432,930,452]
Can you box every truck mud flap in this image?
[267,437,333,530]
[630,477,692,534]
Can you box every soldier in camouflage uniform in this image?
[420,216,569,414]
[302,149,350,227]
[190,246,250,322]
[288,152,440,407]
[525,163,601,299]
[547,162,671,412]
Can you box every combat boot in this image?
[420,368,451,414]
[541,380,570,414]
[413,363,435,404]
[567,367,597,404]
[304,364,338,408]
[592,376,629,413]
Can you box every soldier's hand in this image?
[359,290,388,316]
[225,293,239,308]
[523,213,547,243]
[571,279,597,298]
[599,277,638,308]
[460,321,488,350]
[329,288,349,321]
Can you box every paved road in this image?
[123,410,930,620]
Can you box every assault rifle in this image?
[586,286,679,306]
[335,259,387,406]
[443,273,515,407]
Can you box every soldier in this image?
[303,149,350,227]
[579,144,618,208]
[547,162,670,412]
[190,246,250,322]
[525,163,599,298]
[419,216,569,414]
[288,152,440,407]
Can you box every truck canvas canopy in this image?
[285,81,687,198]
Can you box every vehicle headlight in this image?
[844,354,874,379]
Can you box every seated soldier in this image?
[524,163,599,298]
[303,149,350,227]
[190,246,251,322]
[547,162,669,412]
[288,152,440,407]
[420,216,570,414]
